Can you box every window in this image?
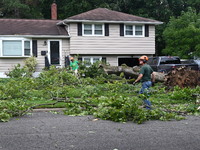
[83,24,104,36]
[135,25,143,35]
[0,39,31,57]
[83,24,92,35]
[82,57,102,67]
[125,25,133,35]
[125,25,144,37]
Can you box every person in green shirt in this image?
[133,55,155,109]
[70,57,79,76]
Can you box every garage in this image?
[118,58,139,67]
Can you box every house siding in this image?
[32,38,70,72]
[69,23,155,55]
[0,38,70,77]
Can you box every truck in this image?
[148,56,199,73]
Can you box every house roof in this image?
[0,19,69,37]
[61,8,162,25]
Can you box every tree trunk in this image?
[101,65,165,82]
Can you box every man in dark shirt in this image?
[133,56,155,109]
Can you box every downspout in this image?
[62,22,71,64]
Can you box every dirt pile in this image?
[165,66,200,88]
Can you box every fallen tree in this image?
[101,65,165,82]
[101,65,200,88]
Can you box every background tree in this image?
[0,0,44,18]
[1,0,200,56]
[163,8,200,58]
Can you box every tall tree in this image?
[163,8,200,58]
[0,0,44,18]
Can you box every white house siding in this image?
[35,39,48,72]
[69,23,155,55]
[61,39,70,67]
[0,58,25,77]
[106,56,118,66]
[35,38,70,72]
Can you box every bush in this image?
[6,57,37,78]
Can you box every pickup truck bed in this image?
[148,56,199,73]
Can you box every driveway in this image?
[0,111,199,150]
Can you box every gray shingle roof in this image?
[64,8,162,24]
[0,19,68,36]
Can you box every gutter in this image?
[58,19,163,25]
[0,35,70,38]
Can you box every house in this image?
[0,2,162,78]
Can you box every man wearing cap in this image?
[133,56,155,109]
[70,57,79,76]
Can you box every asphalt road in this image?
[0,111,200,150]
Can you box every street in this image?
[0,111,200,150]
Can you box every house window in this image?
[83,24,104,36]
[1,39,31,57]
[135,25,143,35]
[125,25,144,37]
[82,57,102,66]
[125,25,133,35]
[84,24,92,35]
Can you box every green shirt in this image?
[139,64,153,82]
[70,60,79,70]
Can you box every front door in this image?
[50,41,60,65]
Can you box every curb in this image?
[32,108,65,112]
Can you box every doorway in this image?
[50,41,60,65]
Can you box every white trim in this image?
[62,19,163,25]
[48,39,62,66]
[82,56,102,65]
[0,35,70,38]
[0,37,32,57]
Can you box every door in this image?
[50,41,60,65]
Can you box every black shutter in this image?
[45,56,50,69]
[102,57,106,64]
[145,24,149,37]
[105,23,109,36]
[120,24,124,36]
[77,23,82,36]
[65,56,70,67]
[32,40,37,57]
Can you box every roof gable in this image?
[0,19,68,36]
[63,8,162,24]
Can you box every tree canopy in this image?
[0,0,200,58]
[163,8,200,58]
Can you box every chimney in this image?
[51,1,57,20]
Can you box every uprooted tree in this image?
[101,65,200,88]
[165,66,200,88]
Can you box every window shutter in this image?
[45,56,50,69]
[32,40,37,57]
[102,57,107,64]
[77,23,82,36]
[120,24,124,36]
[105,24,109,36]
[145,24,149,37]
